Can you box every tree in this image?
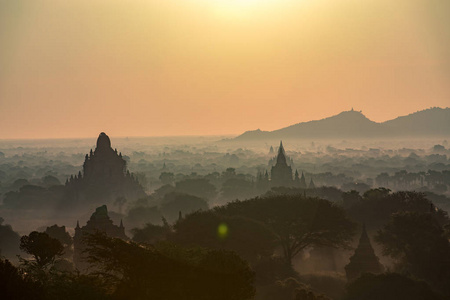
[48,274,111,300]
[259,277,331,300]
[0,217,21,261]
[44,225,73,259]
[215,195,355,265]
[341,182,370,194]
[343,273,440,300]
[41,175,61,187]
[126,205,162,228]
[175,178,217,200]
[161,192,208,222]
[20,231,64,268]
[170,210,275,264]
[152,184,175,199]
[375,212,450,295]
[375,173,390,188]
[221,168,236,180]
[132,222,170,244]
[0,258,43,300]
[221,178,255,200]
[346,189,449,229]
[84,232,255,300]
[159,172,174,185]
[342,190,362,209]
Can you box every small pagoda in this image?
[345,224,384,281]
[73,205,128,272]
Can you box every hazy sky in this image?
[1,0,449,139]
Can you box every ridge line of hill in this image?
[234,107,450,140]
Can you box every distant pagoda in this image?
[309,178,316,189]
[64,132,146,206]
[345,224,384,281]
[270,141,293,187]
[73,205,127,271]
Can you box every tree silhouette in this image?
[84,232,255,300]
[0,217,21,260]
[221,178,255,200]
[215,195,355,265]
[132,222,170,244]
[346,189,449,229]
[171,210,275,264]
[175,178,217,200]
[159,172,174,185]
[375,212,450,295]
[344,273,440,300]
[0,258,44,300]
[161,192,208,222]
[20,231,64,268]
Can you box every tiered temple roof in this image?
[270,141,293,187]
[64,132,145,206]
[73,205,127,271]
[345,224,384,281]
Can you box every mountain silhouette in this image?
[235,107,450,140]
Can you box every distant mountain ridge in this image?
[235,107,450,140]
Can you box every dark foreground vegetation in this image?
[1,190,450,300]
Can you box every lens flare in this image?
[217,223,229,239]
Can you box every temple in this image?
[309,178,316,189]
[294,171,308,189]
[73,205,128,271]
[83,132,126,183]
[302,172,309,189]
[64,132,146,206]
[270,141,293,187]
[345,224,384,281]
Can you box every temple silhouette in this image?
[294,170,308,189]
[257,141,315,189]
[73,205,128,271]
[64,132,146,207]
[345,224,384,281]
[270,141,293,187]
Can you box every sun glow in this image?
[208,0,283,18]
[217,0,263,7]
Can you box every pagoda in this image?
[64,132,146,206]
[73,205,128,271]
[270,141,293,187]
[345,224,384,281]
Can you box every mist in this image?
[2,0,450,299]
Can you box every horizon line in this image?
[0,106,447,141]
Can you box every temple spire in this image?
[279,141,284,155]
[345,223,384,281]
[276,141,288,165]
[309,178,316,189]
[300,172,307,189]
[270,141,294,187]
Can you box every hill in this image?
[235,107,450,140]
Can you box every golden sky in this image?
[1,0,449,139]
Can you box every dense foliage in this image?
[84,233,255,300]
[376,212,450,296]
[215,195,356,265]
[343,273,440,300]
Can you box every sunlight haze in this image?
[1,0,449,139]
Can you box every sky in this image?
[1,0,449,139]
